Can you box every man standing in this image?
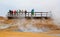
[9,10,13,16]
[25,10,27,17]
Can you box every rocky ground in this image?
[0,16,60,33]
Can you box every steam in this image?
[16,17,50,32]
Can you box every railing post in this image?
[46,12,47,18]
[28,12,29,17]
[41,12,42,18]
[35,12,36,17]
[25,14,26,17]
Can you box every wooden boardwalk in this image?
[7,12,52,19]
[25,12,51,19]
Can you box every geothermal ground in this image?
[0,16,60,37]
[0,16,60,34]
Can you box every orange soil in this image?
[0,17,60,37]
[0,17,60,34]
[0,32,60,37]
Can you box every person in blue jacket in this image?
[31,9,34,18]
[31,9,34,15]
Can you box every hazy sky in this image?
[0,0,60,18]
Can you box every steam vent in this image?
[0,0,60,37]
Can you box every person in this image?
[19,9,21,14]
[13,10,16,16]
[22,10,24,14]
[16,10,19,16]
[9,10,13,16]
[31,9,34,18]
[25,10,27,17]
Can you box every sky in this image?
[0,0,60,24]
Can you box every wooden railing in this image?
[25,12,51,18]
[7,12,51,18]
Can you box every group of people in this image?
[8,9,35,16]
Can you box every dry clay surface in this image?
[0,16,60,34]
[0,32,60,37]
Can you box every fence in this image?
[7,12,52,18]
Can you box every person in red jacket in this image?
[13,10,16,16]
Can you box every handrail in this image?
[7,12,51,18]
